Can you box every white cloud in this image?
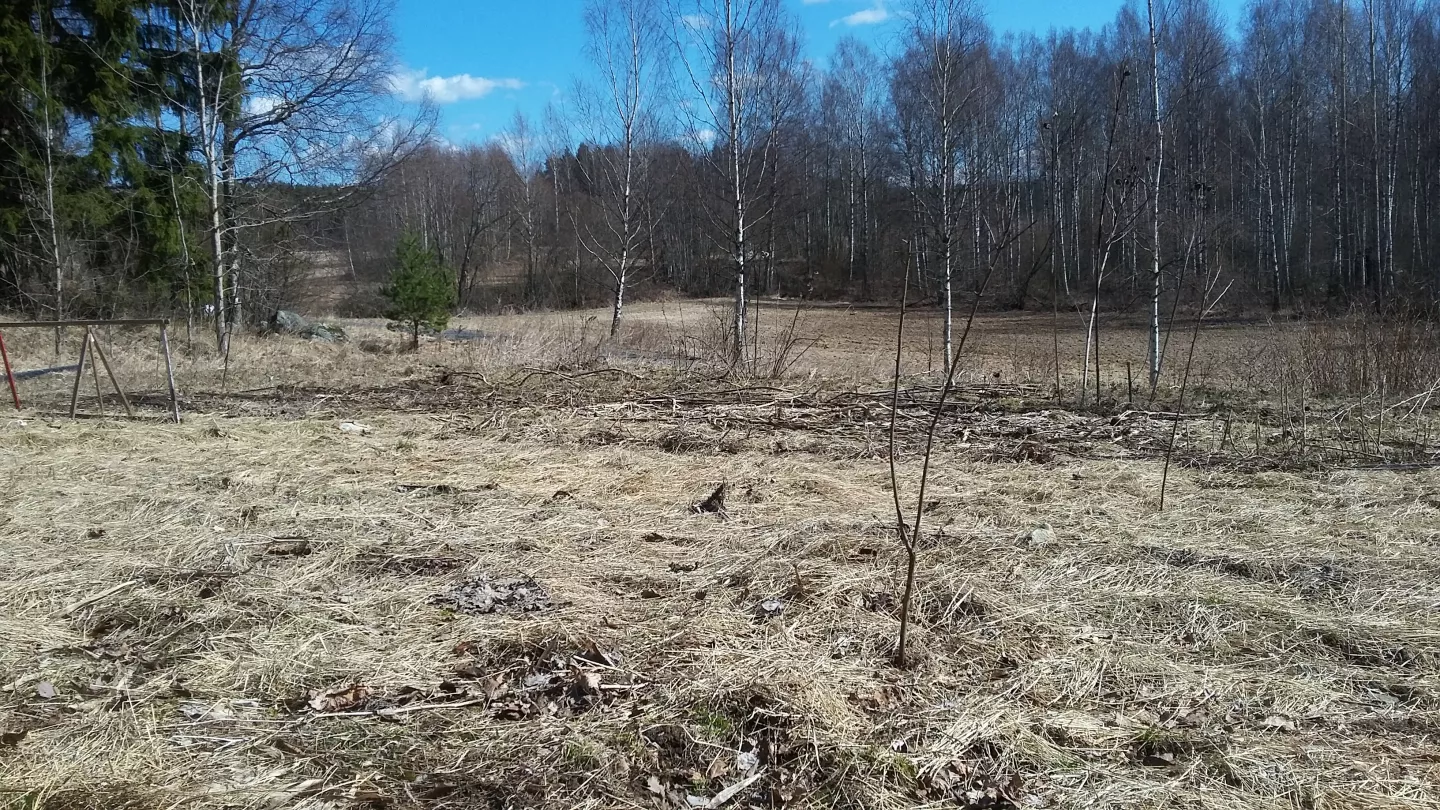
[391,68,525,104]
[244,95,280,116]
[692,128,717,147]
[832,2,889,26]
[680,13,709,29]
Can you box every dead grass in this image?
[2,305,1439,809]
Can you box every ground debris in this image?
[1143,544,1354,597]
[753,598,785,620]
[355,549,469,575]
[862,591,895,612]
[264,537,313,556]
[431,574,553,615]
[1019,523,1055,548]
[305,683,371,712]
[693,483,728,517]
[452,641,642,721]
[9,321,1440,809]
[394,482,461,495]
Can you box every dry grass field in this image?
[2,302,1439,810]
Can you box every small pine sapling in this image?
[383,232,455,350]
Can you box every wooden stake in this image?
[69,330,91,418]
[160,324,180,423]
[0,331,19,411]
[87,328,134,418]
[88,330,106,417]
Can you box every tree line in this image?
[0,0,427,353]
[6,0,1440,364]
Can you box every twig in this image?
[516,367,641,390]
[1160,279,1232,509]
[309,698,489,719]
[706,771,766,809]
[1114,409,1210,421]
[888,269,914,668]
[52,579,141,618]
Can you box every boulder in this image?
[270,309,310,334]
[304,322,347,343]
[268,310,346,343]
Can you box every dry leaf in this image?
[693,483,727,516]
[1260,714,1297,732]
[494,701,530,720]
[265,539,312,556]
[480,675,508,702]
[308,683,372,712]
[575,670,602,696]
[453,661,486,679]
[578,640,622,668]
[707,755,731,779]
[755,598,784,619]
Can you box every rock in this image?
[268,310,347,343]
[270,309,311,333]
[304,322,346,343]
[1020,523,1055,549]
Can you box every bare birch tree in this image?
[159,0,429,353]
[673,0,800,365]
[578,0,666,335]
[894,0,986,366]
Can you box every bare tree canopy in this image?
[11,0,1440,348]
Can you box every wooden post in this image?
[69,330,91,418]
[87,328,134,418]
[160,325,180,423]
[88,330,105,417]
[0,331,19,411]
[0,319,170,328]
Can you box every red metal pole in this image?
[0,331,19,411]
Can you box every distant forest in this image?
[5,0,1440,353]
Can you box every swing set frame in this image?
[0,319,181,423]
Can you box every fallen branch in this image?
[309,698,490,720]
[1114,409,1210,421]
[516,367,642,391]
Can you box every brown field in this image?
[2,303,1439,810]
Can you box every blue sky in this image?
[392,0,1248,144]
